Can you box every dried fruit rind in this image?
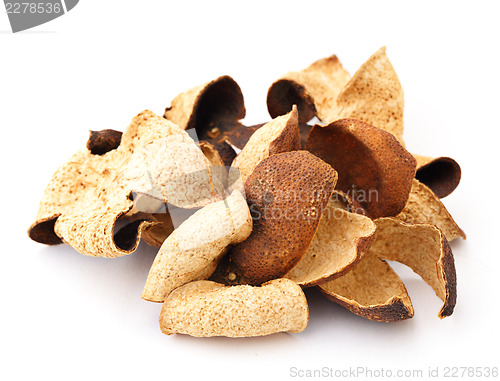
[223,151,338,285]
[159,278,309,337]
[267,55,350,123]
[285,196,376,287]
[369,218,457,319]
[28,110,221,257]
[164,75,257,166]
[229,106,300,185]
[142,191,252,302]
[396,179,465,241]
[414,154,461,198]
[318,250,414,322]
[305,118,416,218]
[332,47,405,143]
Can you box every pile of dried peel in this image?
[28,47,464,337]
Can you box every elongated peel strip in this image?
[218,151,337,286]
[318,250,414,322]
[160,279,308,337]
[396,179,465,241]
[285,196,376,287]
[414,154,461,198]
[306,118,416,218]
[142,191,252,303]
[28,111,220,257]
[229,106,300,185]
[267,55,351,123]
[370,218,457,318]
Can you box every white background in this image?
[1,1,499,380]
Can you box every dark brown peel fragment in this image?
[216,151,338,286]
[305,118,416,218]
[87,129,123,155]
[414,155,461,198]
[164,75,260,166]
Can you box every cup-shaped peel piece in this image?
[164,75,258,166]
[219,151,337,286]
[142,191,252,303]
[267,55,351,124]
[285,195,376,287]
[159,279,309,337]
[413,154,462,198]
[305,118,416,219]
[396,179,465,241]
[229,106,300,185]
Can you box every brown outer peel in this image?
[216,151,338,286]
[267,55,351,123]
[142,191,252,303]
[164,75,256,166]
[28,110,220,257]
[305,118,416,218]
[229,106,300,185]
[285,196,376,287]
[414,154,461,198]
[159,279,309,337]
[396,179,465,241]
[370,218,457,319]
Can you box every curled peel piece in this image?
[164,75,258,165]
[142,191,252,303]
[160,279,308,337]
[305,118,416,218]
[229,106,300,185]
[216,151,338,286]
[319,217,457,320]
[396,179,465,241]
[28,111,221,257]
[267,55,350,123]
[285,195,376,287]
[414,154,461,198]
[318,250,414,322]
[267,47,404,144]
[370,218,457,319]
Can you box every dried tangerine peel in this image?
[229,106,300,185]
[318,250,414,322]
[164,75,258,166]
[305,118,416,218]
[142,191,252,303]
[397,179,465,241]
[87,129,123,155]
[285,196,376,287]
[230,151,338,285]
[28,111,221,257]
[160,279,308,337]
[369,218,457,319]
[414,154,461,198]
[267,55,351,123]
[332,47,405,144]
